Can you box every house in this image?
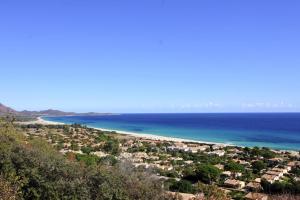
[246,182,262,192]
[188,145,210,153]
[233,159,250,166]
[208,150,225,157]
[285,165,292,172]
[287,161,300,167]
[168,142,189,152]
[267,157,283,165]
[227,153,238,158]
[254,178,261,183]
[212,144,225,150]
[245,192,268,200]
[222,171,232,177]
[228,148,243,154]
[272,167,288,174]
[224,179,245,189]
[184,160,194,165]
[261,174,279,184]
[265,170,283,178]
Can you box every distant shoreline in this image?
[21,116,299,152]
[37,117,229,146]
[17,117,65,125]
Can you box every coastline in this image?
[17,117,65,125]
[21,117,300,152]
[38,117,229,146]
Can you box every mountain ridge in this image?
[0,103,109,117]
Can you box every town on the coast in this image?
[16,120,300,200]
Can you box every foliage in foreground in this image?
[0,120,166,200]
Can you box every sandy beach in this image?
[17,117,65,125]
[34,117,228,146]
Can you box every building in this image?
[188,145,210,153]
[287,161,300,167]
[184,160,194,165]
[224,179,245,189]
[221,171,232,177]
[208,150,225,157]
[245,192,268,200]
[212,144,225,150]
[167,142,189,151]
[272,167,288,174]
[152,164,173,171]
[254,178,261,183]
[265,170,283,178]
[261,174,279,184]
[267,157,283,165]
[246,182,262,192]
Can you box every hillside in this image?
[0,103,107,117]
[0,120,167,200]
[0,103,17,114]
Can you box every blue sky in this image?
[1,0,300,113]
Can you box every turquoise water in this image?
[44,113,300,150]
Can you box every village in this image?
[19,123,300,200]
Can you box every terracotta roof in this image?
[245,192,268,200]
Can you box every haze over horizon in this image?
[1,0,300,113]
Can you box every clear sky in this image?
[1,0,300,113]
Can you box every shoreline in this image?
[38,117,229,146]
[17,117,65,125]
[25,117,299,152]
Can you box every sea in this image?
[44,113,300,150]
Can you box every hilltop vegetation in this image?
[0,119,166,200]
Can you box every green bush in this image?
[195,164,221,184]
[224,160,245,173]
[168,179,195,194]
[0,119,166,200]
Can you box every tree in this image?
[169,180,195,194]
[224,161,245,173]
[70,141,80,151]
[0,119,168,200]
[195,164,221,184]
[182,166,197,183]
[103,139,120,155]
[75,153,100,166]
[252,160,267,174]
[81,146,94,155]
[261,179,300,195]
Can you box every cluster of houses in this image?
[21,125,300,200]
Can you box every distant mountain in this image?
[18,109,76,116]
[0,103,108,117]
[0,103,18,115]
